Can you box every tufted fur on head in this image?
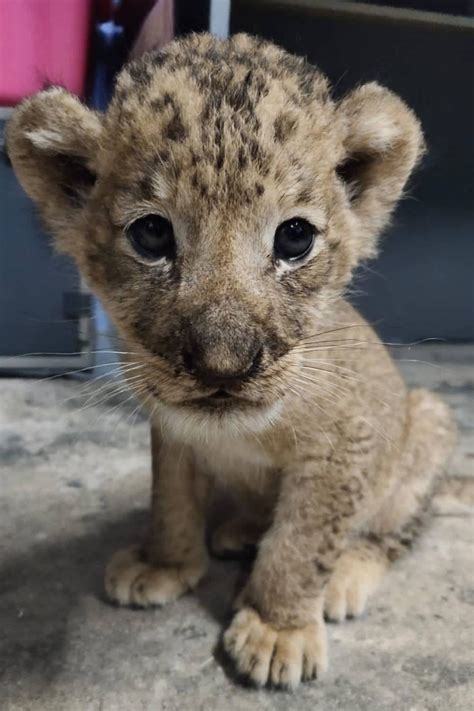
[6,32,424,433]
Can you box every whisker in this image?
[75,368,147,409]
[55,363,145,406]
[37,360,130,384]
[358,414,399,452]
[289,379,397,453]
[290,375,346,409]
[75,374,148,413]
[100,383,151,424]
[392,358,443,369]
[297,323,374,343]
[295,366,398,412]
[300,364,360,383]
[292,371,352,400]
[294,340,384,350]
[9,348,144,360]
[288,417,299,453]
[295,336,447,350]
[299,358,361,375]
[286,382,335,450]
[127,393,152,447]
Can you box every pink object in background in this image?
[0,0,92,106]
[130,0,174,60]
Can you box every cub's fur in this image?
[7,34,455,689]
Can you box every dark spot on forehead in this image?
[216,146,225,171]
[150,50,166,67]
[201,100,211,125]
[297,69,318,100]
[155,148,170,165]
[258,154,271,177]
[238,147,247,170]
[164,109,187,142]
[274,165,284,183]
[296,186,313,205]
[249,137,264,164]
[274,113,298,143]
[150,97,163,111]
[127,62,153,88]
[227,70,253,113]
[255,183,265,197]
[214,115,224,146]
[254,75,268,100]
[173,162,182,180]
[138,176,153,200]
[242,188,252,206]
[150,91,177,113]
[291,157,304,174]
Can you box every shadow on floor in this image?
[0,507,249,695]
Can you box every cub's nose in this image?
[181,340,263,387]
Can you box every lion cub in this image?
[7,33,455,689]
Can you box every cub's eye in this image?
[274,218,316,262]
[126,214,175,260]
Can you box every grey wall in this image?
[0,119,84,360]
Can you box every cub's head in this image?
[7,33,423,438]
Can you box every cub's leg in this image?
[224,390,455,688]
[223,447,369,689]
[325,388,456,622]
[105,423,209,607]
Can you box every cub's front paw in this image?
[105,545,206,608]
[223,607,328,689]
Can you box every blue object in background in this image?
[89,20,126,373]
[90,20,125,111]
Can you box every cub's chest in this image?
[193,434,275,491]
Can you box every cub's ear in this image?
[336,82,425,253]
[6,87,102,240]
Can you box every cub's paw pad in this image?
[324,554,385,622]
[223,607,328,689]
[105,545,201,608]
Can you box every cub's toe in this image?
[105,545,205,608]
[223,607,328,689]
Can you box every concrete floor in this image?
[1,345,473,710]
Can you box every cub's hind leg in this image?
[324,538,388,622]
[325,388,456,622]
[324,512,427,623]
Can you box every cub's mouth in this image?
[203,389,232,401]
[186,389,261,412]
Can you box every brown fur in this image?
[6,34,456,689]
